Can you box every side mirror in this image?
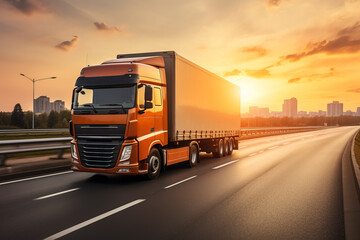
[145,85,153,101]
[145,102,153,109]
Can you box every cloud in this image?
[54,36,78,51]
[242,46,268,57]
[94,22,121,33]
[337,22,360,36]
[2,0,48,16]
[244,68,271,78]
[224,69,242,77]
[288,77,301,83]
[268,0,281,7]
[281,23,360,63]
[347,88,360,93]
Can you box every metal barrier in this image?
[0,137,72,166]
[0,127,324,166]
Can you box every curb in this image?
[342,129,360,240]
[350,131,360,195]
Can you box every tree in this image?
[47,111,59,128]
[23,111,32,129]
[11,103,25,128]
[35,113,48,129]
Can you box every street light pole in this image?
[20,74,57,129]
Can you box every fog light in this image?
[71,144,78,160]
[117,168,130,173]
[71,166,79,170]
[120,145,132,161]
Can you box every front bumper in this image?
[70,139,148,175]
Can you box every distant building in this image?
[344,110,355,116]
[34,96,50,114]
[270,111,283,117]
[249,106,269,118]
[34,96,65,114]
[282,97,297,117]
[318,110,326,116]
[297,111,308,117]
[327,101,343,116]
[51,100,65,112]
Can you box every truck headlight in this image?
[71,143,78,160]
[120,145,132,161]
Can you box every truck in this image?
[70,51,241,179]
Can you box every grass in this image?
[0,132,71,141]
[354,130,360,170]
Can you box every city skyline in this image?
[246,98,360,117]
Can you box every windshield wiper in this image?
[100,103,126,113]
[82,104,98,113]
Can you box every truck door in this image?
[137,84,155,161]
[153,86,165,143]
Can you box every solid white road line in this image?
[34,188,80,200]
[238,146,247,149]
[268,146,278,149]
[44,199,145,240]
[164,175,197,189]
[0,171,73,186]
[248,153,257,157]
[259,150,264,153]
[212,160,239,170]
[283,142,289,145]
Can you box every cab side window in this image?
[154,87,162,106]
[138,86,145,108]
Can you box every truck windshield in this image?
[73,86,136,109]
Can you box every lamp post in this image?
[20,74,57,129]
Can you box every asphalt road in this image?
[0,126,358,240]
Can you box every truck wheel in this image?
[228,138,234,155]
[224,140,229,156]
[213,139,224,158]
[188,144,198,168]
[147,148,161,180]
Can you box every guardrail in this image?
[0,137,72,166]
[0,127,325,166]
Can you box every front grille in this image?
[77,139,122,169]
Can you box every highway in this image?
[0,126,358,240]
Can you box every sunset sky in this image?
[0,0,359,113]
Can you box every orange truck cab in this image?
[70,51,240,179]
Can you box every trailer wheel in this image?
[188,144,199,168]
[213,139,224,158]
[228,138,234,155]
[147,148,161,180]
[224,140,229,156]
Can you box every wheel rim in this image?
[230,140,233,152]
[149,155,160,174]
[219,140,223,155]
[191,148,197,164]
[225,142,229,154]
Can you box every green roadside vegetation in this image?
[354,130,360,169]
[0,131,70,141]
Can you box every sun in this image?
[225,75,263,113]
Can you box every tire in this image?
[228,138,234,156]
[213,139,224,158]
[188,144,199,168]
[147,148,161,180]
[224,140,229,156]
